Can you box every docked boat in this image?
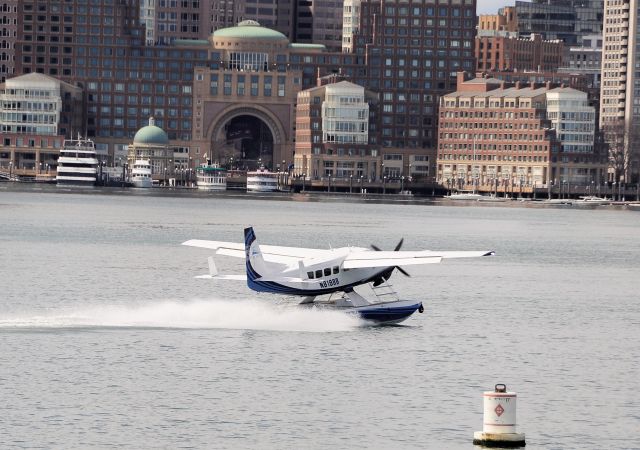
[130,159,152,188]
[56,135,98,186]
[445,191,483,200]
[246,167,279,192]
[446,191,508,202]
[196,162,227,191]
[574,196,610,206]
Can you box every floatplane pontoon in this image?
[182,227,494,324]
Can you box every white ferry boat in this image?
[130,159,152,188]
[56,135,98,186]
[196,163,227,191]
[246,167,279,192]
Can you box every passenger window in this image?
[315,269,322,278]
[333,266,339,274]
[307,271,314,279]
[324,268,331,276]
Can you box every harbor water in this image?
[1,186,639,449]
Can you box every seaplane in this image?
[182,227,494,324]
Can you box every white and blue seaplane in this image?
[182,227,494,324]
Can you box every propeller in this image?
[370,238,410,285]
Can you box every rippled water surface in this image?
[1,186,639,449]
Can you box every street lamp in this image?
[519,171,524,197]
[612,181,616,201]
[302,173,306,192]
[122,162,128,187]
[9,161,12,179]
[349,174,353,193]
[401,175,405,193]
[383,175,387,195]
[619,179,623,201]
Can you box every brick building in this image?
[478,6,518,34]
[475,33,564,72]
[436,73,606,194]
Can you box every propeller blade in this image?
[370,239,408,283]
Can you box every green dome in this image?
[213,20,287,41]
[133,124,168,145]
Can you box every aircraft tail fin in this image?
[244,227,270,290]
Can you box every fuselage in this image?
[244,229,390,296]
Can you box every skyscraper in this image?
[0,0,18,83]
[600,0,639,183]
[294,0,343,52]
[515,0,603,46]
[351,0,477,178]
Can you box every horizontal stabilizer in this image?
[195,274,246,280]
[191,255,246,280]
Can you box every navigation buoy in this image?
[473,384,526,448]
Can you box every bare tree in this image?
[602,119,629,182]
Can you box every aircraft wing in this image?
[342,250,494,269]
[182,239,336,264]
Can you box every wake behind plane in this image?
[182,227,494,324]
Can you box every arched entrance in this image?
[222,115,273,170]
[209,106,287,171]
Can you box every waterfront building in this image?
[475,33,564,72]
[295,77,380,184]
[436,73,605,193]
[599,0,640,183]
[189,20,322,172]
[0,72,83,174]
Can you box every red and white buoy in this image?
[473,384,526,447]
